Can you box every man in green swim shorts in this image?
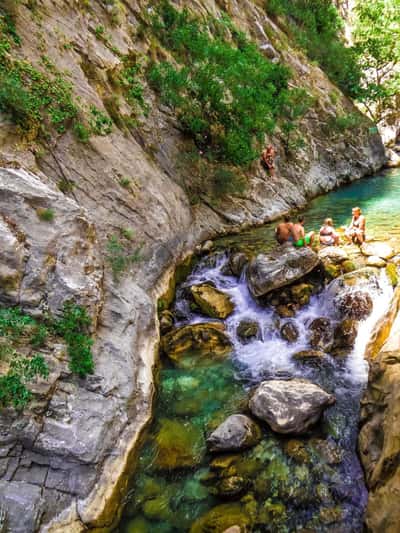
[292,216,315,247]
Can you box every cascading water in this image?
[117,168,400,533]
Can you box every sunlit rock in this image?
[190,284,234,319]
[207,414,262,453]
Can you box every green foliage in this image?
[89,105,113,135]
[121,227,134,240]
[55,302,94,377]
[73,122,90,142]
[148,2,291,166]
[95,25,106,39]
[327,112,365,133]
[352,0,400,123]
[106,234,141,281]
[30,324,48,348]
[37,207,55,222]
[118,57,148,116]
[279,88,313,154]
[119,177,131,188]
[265,0,362,98]
[0,307,34,339]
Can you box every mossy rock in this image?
[162,322,232,368]
[189,503,253,533]
[125,516,152,533]
[142,494,173,522]
[284,440,310,464]
[341,260,357,273]
[290,283,313,305]
[323,263,341,279]
[386,262,398,287]
[191,284,234,319]
[154,418,205,470]
[258,500,287,526]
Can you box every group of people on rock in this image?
[275,207,366,248]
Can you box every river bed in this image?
[116,168,400,533]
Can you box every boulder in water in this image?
[280,322,299,343]
[319,247,348,265]
[162,322,232,366]
[228,253,248,277]
[333,319,358,351]
[246,248,320,299]
[335,290,373,320]
[236,320,260,343]
[361,242,395,260]
[207,414,262,452]
[190,284,234,319]
[308,317,334,351]
[248,379,335,434]
[159,309,174,334]
[276,304,296,318]
[366,255,387,268]
[290,282,313,306]
[292,349,326,363]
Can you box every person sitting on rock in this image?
[292,216,315,248]
[275,214,294,245]
[261,144,276,177]
[319,218,339,246]
[345,207,366,245]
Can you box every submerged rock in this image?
[280,322,299,343]
[335,290,373,320]
[228,253,248,277]
[248,379,335,434]
[190,284,234,319]
[207,414,262,453]
[361,242,395,260]
[308,317,334,351]
[246,247,320,298]
[162,322,232,366]
[154,419,205,470]
[236,320,260,343]
[190,503,253,533]
[159,310,174,334]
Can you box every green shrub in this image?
[0,355,48,409]
[212,168,246,197]
[55,302,94,377]
[73,122,90,142]
[148,2,292,166]
[327,112,364,133]
[37,207,55,222]
[106,234,141,281]
[119,177,131,188]
[94,25,106,39]
[89,105,113,135]
[117,56,148,116]
[0,307,34,339]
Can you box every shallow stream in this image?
[117,168,400,533]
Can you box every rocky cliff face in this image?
[359,287,400,533]
[0,0,385,531]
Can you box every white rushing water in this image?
[179,254,394,386]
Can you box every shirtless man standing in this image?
[275,215,293,244]
[292,216,315,247]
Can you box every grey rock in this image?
[0,481,44,533]
[249,379,335,434]
[207,414,261,452]
[247,248,320,298]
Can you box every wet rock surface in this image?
[280,321,299,343]
[246,248,320,299]
[207,414,262,453]
[335,290,373,320]
[236,320,260,343]
[190,284,234,319]
[249,379,335,434]
[308,317,334,351]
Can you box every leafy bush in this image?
[118,57,148,115]
[106,234,141,281]
[0,355,48,409]
[327,112,365,133]
[148,2,291,166]
[55,302,94,377]
[0,307,34,339]
[265,0,362,98]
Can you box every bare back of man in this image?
[275,216,293,244]
[292,223,305,243]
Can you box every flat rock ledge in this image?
[249,379,335,434]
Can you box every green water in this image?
[117,168,400,533]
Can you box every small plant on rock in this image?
[106,234,141,281]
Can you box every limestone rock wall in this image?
[0,0,386,531]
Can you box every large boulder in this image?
[207,414,262,452]
[248,379,335,434]
[190,284,234,319]
[361,242,395,260]
[246,248,320,299]
[162,322,232,366]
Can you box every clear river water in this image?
[116,168,400,533]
